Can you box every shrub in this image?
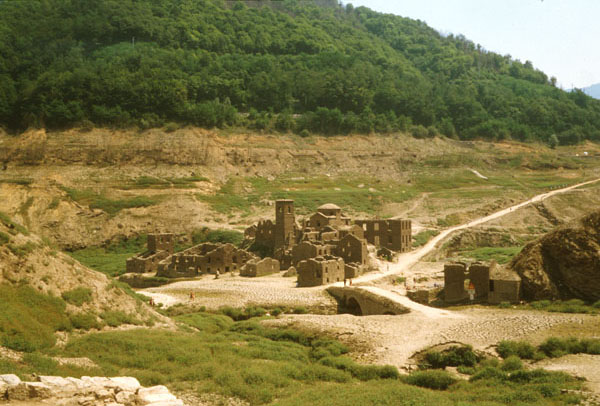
[100,311,141,327]
[424,345,479,369]
[220,306,267,321]
[539,383,561,398]
[0,231,10,245]
[497,340,537,359]
[457,365,476,375]
[501,355,523,371]
[319,356,399,381]
[538,337,568,358]
[293,306,308,314]
[164,122,179,132]
[270,307,283,317]
[70,313,102,330]
[469,367,507,382]
[405,370,457,390]
[192,228,244,246]
[62,287,93,306]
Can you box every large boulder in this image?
[510,211,600,301]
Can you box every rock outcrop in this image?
[509,211,600,301]
[0,374,184,405]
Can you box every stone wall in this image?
[355,219,411,252]
[0,374,184,405]
[240,257,280,277]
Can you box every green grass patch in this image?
[0,178,33,186]
[498,337,600,360]
[61,187,162,215]
[68,235,147,277]
[61,287,93,306]
[457,246,523,265]
[69,313,102,330]
[192,228,244,246]
[69,248,132,277]
[120,175,209,190]
[528,299,600,314]
[405,370,457,390]
[413,230,439,247]
[0,284,71,352]
[99,310,143,327]
[55,313,397,404]
[197,175,417,216]
[0,352,101,379]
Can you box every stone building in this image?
[297,256,345,287]
[488,267,521,304]
[306,204,352,231]
[444,262,468,303]
[125,234,174,274]
[335,234,368,267]
[244,200,405,286]
[291,241,336,267]
[157,243,255,278]
[355,219,411,252]
[253,200,300,252]
[240,257,280,277]
[443,261,521,304]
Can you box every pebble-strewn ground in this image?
[144,272,337,312]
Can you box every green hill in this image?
[1,0,599,144]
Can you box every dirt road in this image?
[343,177,600,286]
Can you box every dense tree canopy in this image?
[1,0,599,144]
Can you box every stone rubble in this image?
[0,374,184,406]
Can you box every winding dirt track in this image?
[344,177,600,286]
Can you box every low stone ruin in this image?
[0,374,184,405]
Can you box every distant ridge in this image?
[582,83,600,99]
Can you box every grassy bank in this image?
[0,296,588,406]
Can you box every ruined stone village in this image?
[125,199,522,304]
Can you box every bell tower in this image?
[274,199,295,249]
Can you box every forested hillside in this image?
[1,0,599,144]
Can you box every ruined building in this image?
[444,261,521,304]
[305,204,352,231]
[254,200,300,252]
[126,234,174,274]
[240,257,280,277]
[355,219,412,253]
[297,256,345,287]
[156,243,255,278]
[244,199,413,287]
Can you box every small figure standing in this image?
[189,291,195,300]
[344,278,347,287]
[215,270,220,279]
[349,279,353,286]
[149,298,155,307]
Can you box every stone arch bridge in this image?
[327,287,410,316]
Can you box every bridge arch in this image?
[326,287,410,316]
[346,297,363,316]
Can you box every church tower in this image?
[274,199,295,250]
